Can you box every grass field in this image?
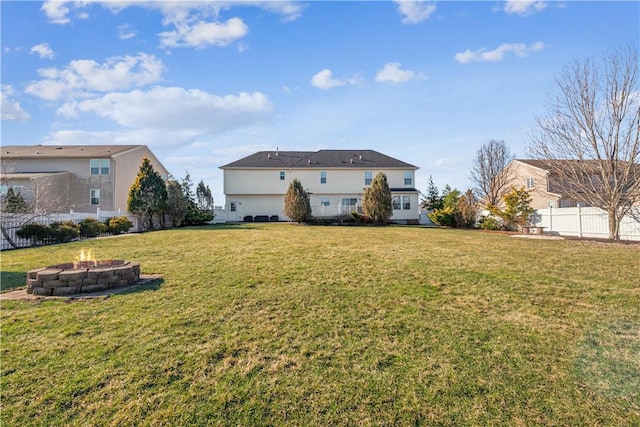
[1,224,639,426]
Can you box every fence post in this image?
[578,205,583,238]
[549,206,553,232]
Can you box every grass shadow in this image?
[0,271,27,292]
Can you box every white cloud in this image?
[159,17,248,49]
[504,1,547,16]
[41,1,303,49]
[455,42,544,64]
[30,43,54,59]
[41,1,73,24]
[311,69,349,90]
[376,62,420,84]
[117,24,137,40]
[57,87,272,136]
[394,0,437,24]
[25,53,165,100]
[1,86,30,121]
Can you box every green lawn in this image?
[1,224,638,426]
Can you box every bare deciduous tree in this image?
[527,46,640,240]
[469,139,514,208]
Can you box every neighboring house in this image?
[504,159,623,209]
[220,149,420,223]
[1,145,169,214]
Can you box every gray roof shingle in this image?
[1,145,144,159]
[221,150,417,169]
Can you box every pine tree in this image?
[196,180,214,212]
[165,177,188,227]
[127,157,168,230]
[489,186,534,230]
[421,175,442,210]
[284,179,311,223]
[2,187,29,213]
[362,172,392,224]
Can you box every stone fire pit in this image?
[26,260,141,296]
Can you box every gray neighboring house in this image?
[1,145,169,214]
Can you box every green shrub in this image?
[106,216,134,234]
[79,217,107,238]
[16,223,52,246]
[49,221,79,243]
[478,216,504,231]
[428,206,456,227]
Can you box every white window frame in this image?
[321,197,330,207]
[404,171,412,186]
[90,159,110,175]
[90,189,100,205]
[364,171,372,186]
[392,195,401,210]
[402,195,411,210]
[320,171,327,184]
[526,177,535,189]
[280,171,285,181]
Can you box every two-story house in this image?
[220,149,420,223]
[1,145,169,214]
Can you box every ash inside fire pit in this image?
[26,260,141,297]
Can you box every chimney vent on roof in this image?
[276,147,279,156]
[268,154,271,159]
[350,158,353,164]
[359,154,362,161]
[308,159,311,165]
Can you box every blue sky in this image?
[2,1,638,205]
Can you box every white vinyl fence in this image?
[1,209,139,250]
[531,206,640,241]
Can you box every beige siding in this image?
[223,168,418,222]
[504,161,560,210]
[1,146,170,214]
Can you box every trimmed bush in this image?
[49,221,79,243]
[106,216,134,234]
[16,223,52,246]
[79,217,107,238]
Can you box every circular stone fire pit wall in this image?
[26,260,140,296]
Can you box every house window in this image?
[404,171,412,185]
[1,185,23,195]
[280,171,285,181]
[230,202,237,212]
[321,197,330,207]
[90,159,110,175]
[402,195,411,210]
[364,171,372,186]
[90,189,100,205]
[526,178,535,189]
[341,198,357,207]
[320,171,327,184]
[392,195,401,210]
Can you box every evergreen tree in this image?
[420,175,442,210]
[166,177,188,227]
[196,180,214,212]
[127,157,168,230]
[284,179,311,223]
[362,172,392,224]
[2,187,29,213]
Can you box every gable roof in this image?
[221,150,417,169]
[1,145,145,159]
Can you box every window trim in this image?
[279,171,285,181]
[392,195,401,210]
[320,171,327,184]
[90,159,110,176]
[404,171,412,186]
[321,197,330,207]
[90,189,100,206]
[526,177,535,189]
[364,171,373,186]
